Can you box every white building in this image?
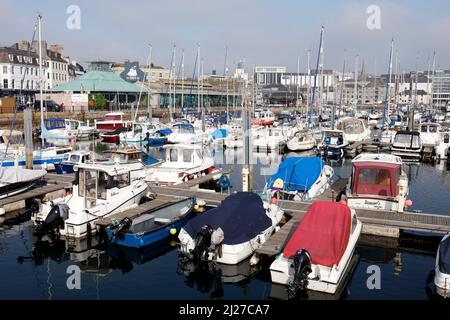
[254,66,286,85]
[0,42,44,103]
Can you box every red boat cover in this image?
[283,201,351,267]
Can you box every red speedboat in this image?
[100,127,130,144]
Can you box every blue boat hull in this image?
[106,211,195,248]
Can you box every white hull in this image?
[178,203,284,265]
[434,234,450,298]
[269,219,362,294]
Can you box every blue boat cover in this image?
[173,123,194,129]
[211,129,228,140]
[182,192,271,245]
[156,128,172,136]
[267,157,324,192]
[439,234,450,274]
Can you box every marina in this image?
[1,1,450,303]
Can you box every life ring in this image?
[219,174,231,190]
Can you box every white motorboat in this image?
[178,192,284,265]
[434,233,450,298]
[419,122,441,147]
[64,119,97,140]
[391,130,422,160]
[0,167,46,200]
[270,201,362,295]
[317,129,349,158]
[336,117,371,143]
[345,153,411,213]
[265,157,334,201]
[146,144,219,186]
[32,159,150,239]
[252,109,275,126]
[286,130,316,151]
[253,127,287,152]
[167,123,204,145]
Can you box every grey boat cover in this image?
[0,167,46,185]
[182,192,272,245]
[439,234,450,274]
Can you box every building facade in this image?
[254,66,286,85]
[432,70,450,107]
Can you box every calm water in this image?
[1,145,449,300]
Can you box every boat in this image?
[419,122,441,147]
[32,159,150,239]
[269,201,362,295]
[286,130,316,151]
[178,192,284,265]
[119,122,157,143]
[145,144,219,186]
[336,117,371,143]
[345,153,410,212]
[0,146,71,170]
[0,167,46,199]
[105,197,195,248]
[64,119,97,140]
[265,157,333,201]
[317,129,349,158]
[252,127,287,152]
[95,112,131,132]
[167,123,203,145]
[252,109,275,126]
[100,127,130,144]
[391,130,422,160]
[54,150,92,174]
[434,233,450,298]
[147,128,172,146]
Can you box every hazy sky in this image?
[2,0,450,74]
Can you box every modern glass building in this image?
[432,70,450,107]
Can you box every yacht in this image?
[252,109,275,126]
[317,129,349,158]
[253,127,287,152]
[167,123,203,145]
[286,130,316,151]
[336,117,371,143]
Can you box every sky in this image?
[1,0,450,75]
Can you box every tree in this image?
[88,94,106,110]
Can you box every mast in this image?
[306,49,311,120]
[296,55,300,108]
[224,45,229,122]
[147,45,153,121]
[38,14,45,147]
[310,26,324,128]
[382,38,394,131]
[431,51,436,109]
[197,44,201,114]
[181,49,185,115]
[337,51,346,130]
[172,46,176,117]
[353,54,359,115]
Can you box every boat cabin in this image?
[110,148,142,162]
[172,123,195,134]
[162,144,203,168]
[62,151,91,164]
[392,130,421,150]
[0,130,24,147]
[419,123,441,146]
[321,129,345,146]
[45,118,66,131]
[74,163,135,209]
[347,153,408,212]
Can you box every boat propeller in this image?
[288,249,312,298]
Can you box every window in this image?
[107,173,129,189]
[182,149,193,162]
[421,126,427,133]
[97,172,107,200]
[169,149,178,162]
[11,66,14,74]
[18,56,22,63]
[8,54,13,62]
[84,170,98,208]
[355,168,393,196]
[2,66,7,74]
[69,154,80,163]
[3,79,8,89]
[78,168,85,197]
[429,126,437,133]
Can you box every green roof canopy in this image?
[51,71,147,93]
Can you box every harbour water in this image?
[0,145,449,300]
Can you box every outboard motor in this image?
[112,217,133,240]
[33,204,70,240]
[191,224,214,262]
[288,249,312,298]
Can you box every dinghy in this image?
[106,197,195,248]
[270,201,362,295]
[178,192,284,265]
[265,157,333,201]
[434,233,450,298]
